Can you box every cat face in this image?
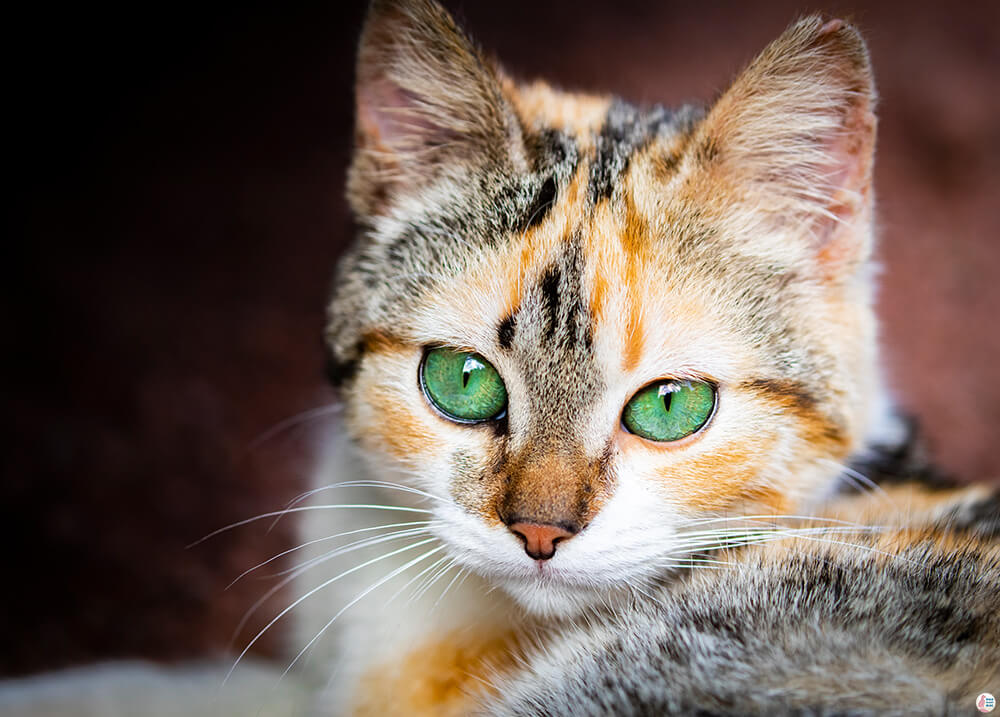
[327,0,881,616]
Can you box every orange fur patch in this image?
[353,630,522,717]
[620,195,650,372]
[351,335,434,461]
[663,440,776,513]
[506,80,611,139]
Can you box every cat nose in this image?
[506,521,577,560]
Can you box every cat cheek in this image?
[353,397,441,463]
[662,442,781,514]
[344,355,444,464]
[617,416,787,515]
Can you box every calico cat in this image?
[288,0,999,714]
[3,1,996,716]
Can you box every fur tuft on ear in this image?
[349,0,526,218]
[690,16,877,278]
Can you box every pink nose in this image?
[507,522,576,560]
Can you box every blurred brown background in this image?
[5,0,999,676]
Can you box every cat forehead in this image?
[357,100,788,333]
[372,93,706,294]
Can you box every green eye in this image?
[622,379,716,442]
[420,348,507,422]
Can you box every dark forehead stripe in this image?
[529,127,576,171]
[589,100,674,202]
[533,238,591,351]
[516,176,557,233]
[540,265,561,341]
[508,237,601,442]
[512,128,580,233]
[497,314,516,350]
[329,130,580,382]
[499,239,592,355]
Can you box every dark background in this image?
[6,0,999,676]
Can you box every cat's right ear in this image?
[688,16,877,281]
[349,0,526,218]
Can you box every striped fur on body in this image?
[485,483,1000,716]
[296,1,1000,714]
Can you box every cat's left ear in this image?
[690,17,877,279]
[349,0,527,218]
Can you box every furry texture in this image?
[325,0,884,624]
[485,485,1000,715]
[297,1,998,714]
[3,4,997,716]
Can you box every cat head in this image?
[326,0,882,616]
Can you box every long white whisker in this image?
[669,525,922,568]
[245,404,342,453]
[410,558,458,605]
[679,514,871,529]
[225,537,439,684]
[281,545,446,678]
[262,526,433,579]
[332,480,447,503]
[227,521,432,588]
[674,525,883,543]
[384,555,451,606]
[830,460,894,502]
[761,532,925,567]
[432,565,467,610]
[667,526,888,556]
[265,480,445,532]
[188,504,432,547]
[227,528,428,648]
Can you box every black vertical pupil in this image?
[659,384,674,412]
[462,367,471,388]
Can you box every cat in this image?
[289,0,998,714]
[2,1,996,715]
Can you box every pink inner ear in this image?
[356,76,453,152]
[813,97,877,264]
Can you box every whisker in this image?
[759,531,925,567]
[332,480,447,503]
[281,545,446,678]
[674,525,883,543]
[228,534,384,649]
[188,504,432,548]
[245,404,342,453]
[432,565,468,610]
[668,524,922,569]
[679,514,872,529]
[667,526,888,556]
[661,556,734,567]
[828,459,894,502]
[664,562,730,571]
[227,521,432,588]
[225,537,439,684]
[229,521,430,648]
[265,480,444,532]
[410,558,458,605]
[261,526,433,580]
[384,555,451,606]
[229,525,435,641]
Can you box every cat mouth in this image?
[496,568,615,616]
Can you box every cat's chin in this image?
[496,576,617,618]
